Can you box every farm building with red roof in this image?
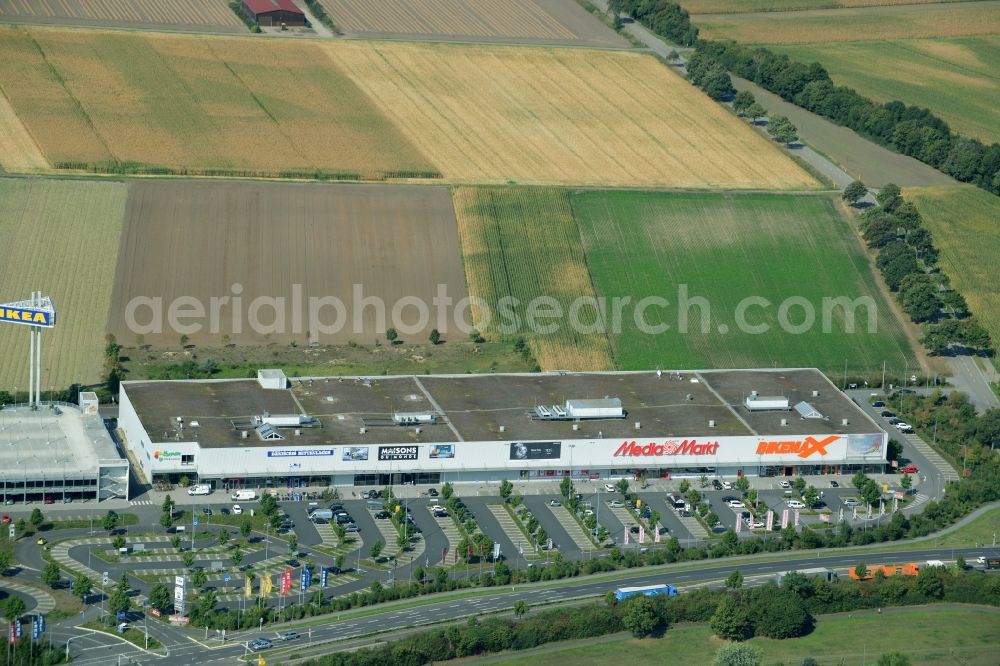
[241,0,306,27]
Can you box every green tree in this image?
[877,652,912,666]
[162,494,174,515]
[117,572,131,595]
[854,562,869,579]
[3,595,25,622]
[711,595,753,641]
[149,583,171,612]
[956,554,966,571]
[622,595,661,638]
[287,534,298,555]
[369,541,384,560]
[0,551,11,574]
[736,476,750,494]
[112,535,126,551]
[30,508,44,527]
[900,473,912,491]
[160,513,173,531]
[183,551,196,568]
[192,569,207,590]
[559,476,574,500]
[732,90,755,116]
[706,511,720,530]
[745,102,766,123]
[877,183,902,209]
[385,327,398,344]
[802,485,819,509]
[726,570,744,589]
[335,554,345,571]
[429,329,441,345]
[713,644,762,666]
[334,524,347,544]
[442,482,454,501]
[749,586,812,639]
[101,511,119,533]
[703,65,735,101]
[171,535,182,550]
[843,180,868,205]
[678,479,690,494]
[499,479,513,501]
[852,470,869,489]
[198,588,217,616]
[916,567,945,598]
[240,518,252,540]
[616,479,630,496]
[72,574,92,603]
[41,561,61,588]
[767,115,798,144]
[231,547,243,569]
[513,600,527,619]
[861,479,882,507]
[793,476,806,494]
[259,493,278,516]
[108,583,130,616]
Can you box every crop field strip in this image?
[0,90,48,171]
[318,0,626,46]
[107,180,469,348]
[0,27,436,179]
[452,187,614,372]
[0,178,127,389]
[683,0,975,12]
[571,190,916,373]
[693,0,1000,43]
[906,186,1000,349]
[772,36,1000,144]
[0,0,246,32]
[330,41,817,189]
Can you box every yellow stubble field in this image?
[327,41,818,189]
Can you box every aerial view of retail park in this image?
[0,0,998,664]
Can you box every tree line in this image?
[856,186,993,355]
[610,3,1000,197]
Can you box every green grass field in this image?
[453,187,614,372]
[906,185,1000,348]
[773,36,1000,143]
[478,606,1000,666]
[0,178,127,389]
[922,506,1000,548]
[572,191,915,373]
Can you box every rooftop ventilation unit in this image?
[254,413,319,428]
[392,412,437,426]
[535,398,624,420]
[744,395,790,412]
[255,423,284,441]
[257,369,288,390]
[794,401,824,419]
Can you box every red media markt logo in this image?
[614,439,720,457]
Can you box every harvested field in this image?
[0,178,127,389]
[906,186,1000,349]
[319,0,627,46]
[0,27,435,179]
[773,36,1000,143]
[684,0,972,12]
[107,181,469,348]
[330,42,817,189]
[0,91,48,171]
[0,0,246,32]
[695,0,1000,43]
[453,187,613,371]
[573,191,916,373]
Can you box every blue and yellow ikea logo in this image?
[0,307,55,328]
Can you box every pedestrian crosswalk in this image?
[130,499,155,506]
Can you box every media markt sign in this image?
[614,439,720,457]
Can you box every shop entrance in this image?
[783,466,794,476]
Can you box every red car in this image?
[43,496,54,504]
[900,465,919,474]
[1,515,10,525]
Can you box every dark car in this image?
[220,507,230,515]
[629,526,640,534]
[202,508,213,516]
[428,488,439,497]
[721,496,739,503]
[374,511,391,519]
[829,480,840,488]
[711,479,723,490]
[873,400,885,407]
[329,504,344,512]
[880,410,894,418]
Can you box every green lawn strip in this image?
[473,605,1000,666]
[81,621,163,651]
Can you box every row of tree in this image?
[611,4,1000,196]
[857,186,993,354]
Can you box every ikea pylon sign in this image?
[0,305,56,328]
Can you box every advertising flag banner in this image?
[638,526,645,544]
[281,569,293,595]
[654,525,661,543]
[819,513,830,523]
[766,511,774,531]
[518,543,524,556]
[15,620,21,640]
[321,568,329,588]
[781,509,789,528]
[493,542,501,561]
[867,505,873,520]
[38,614,44,634]
[442,547,448,564]
[879,500,885,516]
[735,516,742,533]
[624,527,630,544]
[892,497,898,513]
[245,575,253,599]
[467,545,474,560]
[852,506,858,520]
[547,538,553,551]
[794,510,800,527]
[261,574,273,597]
[454,546,459,563]
[839,507,844,522]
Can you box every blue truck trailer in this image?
[615,584,678,601]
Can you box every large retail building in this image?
[118,369,887,490]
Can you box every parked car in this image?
[721,481,734,490]
[895,422,914,433]
[888,417,903,425]
[873,400,885,407]
[604,484,616,493]
[829,480,840,488]
[36,538,47,546]
[726,499,745,508]
[433,510,448,518]
[428,488,439,497]
[43,496,53,505]
[232,504,243,515]
[900,464,919,474]
[629,526,640,534]
[374,511,390,519]
[843,498,861,507]
[608,500,625,508]
[721,496,739,503]
[880,410,894,418]
[657,526,669,535]
[778,480,792,489]
[202,508,213,517]
[344,524,360,533]
[1,515,9,525]
[583,509,594,516]
[711,480,722,490]
[548,500,561,507]
[787,499,806,509]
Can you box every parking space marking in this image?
[554,507,595,551]
[487,505,533,555]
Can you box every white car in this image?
[604,484,616,493]
[232,504,243,515]
[750,520,765,529]
[721,481,733,490]
[608,500,625,508]
[778,480,792,489]
[787,499,806,509]
[976,556,987,565]
[583,509,595,516]
[726,499,744,508]
[430,505,444,512]
[895,422,914,433]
